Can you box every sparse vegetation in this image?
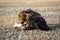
[0,3,60,40]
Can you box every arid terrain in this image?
[0,2,60,40]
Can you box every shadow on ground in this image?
[24,24,60,31]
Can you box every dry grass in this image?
[0,15,60,40]
[0,3,60,40]
[0,27,60,40]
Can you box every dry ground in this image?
[0,14,60,40]
[0,3,60,40]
